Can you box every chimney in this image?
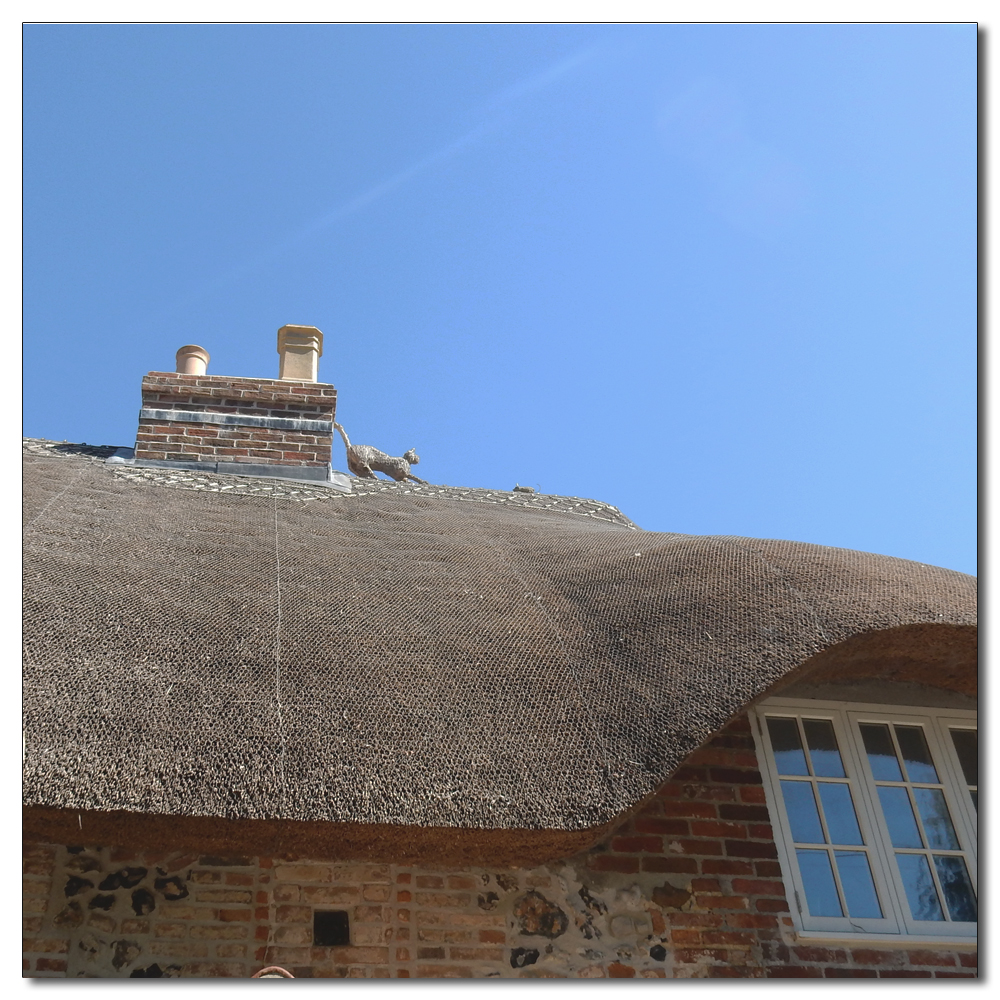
[277,325,323,382]
[175,345,210,376]
[131,325,341,486]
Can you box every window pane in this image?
[781,780,825,843]
[949,729,978,787]
[768,717,809,775]
[860,724,903,781]
[797,849,843,917]
[894,726,939,783]
[835,851,882,918]
[817,783,863,845]
[802,719,846,777]
[912,788,959,850]
[895,853,944,921]
[877,786,923,848]
[932,856,977,922]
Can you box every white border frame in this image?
[751,697,978,945]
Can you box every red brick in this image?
[607,962,636,978]
[959,953,978,968]
[35,958,67,972]
[674,949,728,964]
[732,879,786,896]
[754,899,790,913]
[686,748,742,766]
[685,784,737,802]
[668,839,723,856]
[692,820,747,838]
[397,891,412,902]
[722,715,752,733]
[670,930,703,946]
[850,949,899,966]
[415,965,473,978]
[934,972,976,978]
[396,873,412,884]
[729,914,778,929]
[701,859,753,876]
[709,768,762,785]
[907,950,957,967]
[754,861,783,877]
[766,966,823,978]
[660,801,717,818]
[708,965,763,978]
[671,767,707,782]
[824,969,877,977]
[179,962,245,977]
[726,840,778,859]
[703,931,755,946]
[740,786,767,803]
[667,913,724,927]
[635,818,690,835]
[694,895,746,909]
[690,878,721,892]
[449,947,503,961]
[611,836,662,853]
[719,804,771,821]
[413,893,471,908]
[219,909,252,922]
[878,970,933,978]
[749,823,774,839]
[23,940,69,954]
[793,946,846,963]
[640,856,697,874]
[446,876,476,890]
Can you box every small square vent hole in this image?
[313,910,350,947]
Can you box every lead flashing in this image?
[139,407,334,434]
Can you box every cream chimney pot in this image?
[277,325,323,382]
[176,345,210,376]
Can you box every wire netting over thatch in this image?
[23,439,976,831]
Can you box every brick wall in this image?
[133,372,336,468]
[22,717,977,979]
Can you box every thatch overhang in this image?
[22,440,976,864]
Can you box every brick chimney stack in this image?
[131,326,338,484]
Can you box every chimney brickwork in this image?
[134,372,337,469]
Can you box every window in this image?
[752,699,977,940]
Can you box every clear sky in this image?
[22,23,976,573]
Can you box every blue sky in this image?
[22,24,976,573]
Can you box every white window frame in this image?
[751,698,977,945]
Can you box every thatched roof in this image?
[23,439,976,842]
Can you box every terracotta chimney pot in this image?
[175,345,210,376]
[277,325,323,382]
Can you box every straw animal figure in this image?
[334,423,426,484]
